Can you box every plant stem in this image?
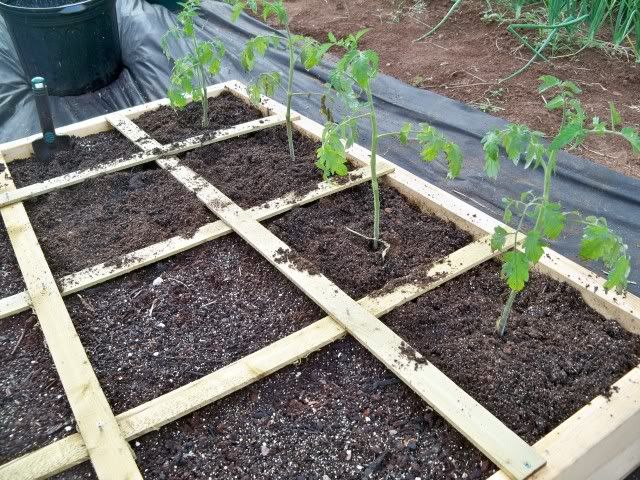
[285,26,296,162]
[191,34,209,128]
[496,289,517,336]
[366,87,381,250]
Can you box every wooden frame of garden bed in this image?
[0,80,637,480]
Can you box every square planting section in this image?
[0,81,638,480]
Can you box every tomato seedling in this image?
[315,30,462,251]
[162,0,225,128]
[227,0,331,162]
[483,75,638,336]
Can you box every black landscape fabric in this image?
[0,0,638,295]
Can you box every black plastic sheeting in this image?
[0,0,638,295]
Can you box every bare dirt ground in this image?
[283,0,640,178]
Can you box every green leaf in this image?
[503,206,512,224]
[609,102,622,129]
[621,127,640,153]
[549,122,583,151]
[398,122,412,145]
[230,1,245,21]
[502,124,530,164]
[502,250,530,291]
[491,226,508,251]
[538,75,561,93]
[300,40,331,70]
[561,80,582,94]
[604,255,630,292]
[168,88,187,108]
[316,124,348,179]
[241,43,256,71]
[524,230,544,263]
[350,50,379,89]
[444,142,463,179]
[328,32,337,43]
[481,130,501,178]
[539,202,565,240]
[545,95,565,111]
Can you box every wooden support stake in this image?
[0,163,392,320]
[105,114,545,480]
[0,114,287,209]
[0,237,503,480]
[0,157,142,480]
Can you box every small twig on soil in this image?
[443,81,494,89]
[10,315,36,357]
[165,277,189,289]
[464,69,487,83]
[148,298,159,318]
[579,144,620,159]
[345,227,391,261]
[77,294,95,313]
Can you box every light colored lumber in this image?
[0,157,142,480]
[0,84,227,162]
[0,163,391,320]
[488,366,640,480]
[223,81,640,334]
[0,236,504,480]
[0,114,287,209]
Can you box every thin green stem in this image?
[496,290,517,336]
[285,26,296,162]
[366,87,381,250]
[191,34,209,128]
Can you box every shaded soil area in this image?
[0,313,73,464]
[181,125,326,209]
[0,224,24,297]
[268,183,473,299]
[22,163,214,278]
[9,130,140,187]
[383,260,640,445]
[283,0,640,178]
[133,92,262,144]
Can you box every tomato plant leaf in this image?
[538,75,561,93]
[545,95,565,110]
[398,122,412,145]
[316,124,348,179]
[539,201,565,239]
[524,230,544,262]
[620,127,640,153]
[549,122,583,150]
[502,250,530,291]
[609,102,622,129]
[481,130,501,178]
[604,255,630,292]
[491,226,508,251]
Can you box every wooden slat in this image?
[0,114,287,209]
[0,157,142,480]
[0,163,391,320]
[0,84,227,162]
[0,236,504,480]
[224,80,640,335]
[488,365,640,480]
[108,118,544,480]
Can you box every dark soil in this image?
[268,183,473,299]
[0,224,25,297]
[282,0,640,178]
[64,235,322,415]
[181,125,327,209]
[0,312,73,464]
[383,260,640,445]
[21,163,214,278]
[9,131,140,187]
[133,92,262,144]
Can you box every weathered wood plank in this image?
[0,236,503,480]
[0,114,287,209]
[488,365,640,480]
[0,163,391,320]
[0,157,142,480]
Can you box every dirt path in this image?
[283,0,640,178]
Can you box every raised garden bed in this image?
[0,81,638,480]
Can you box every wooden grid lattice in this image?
[0,81,638,480]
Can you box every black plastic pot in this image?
[0,0,122,96]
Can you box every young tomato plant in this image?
[316,30,462,250]
[227,0,331,161]
[162,0,225,128]
[483,75,638,336]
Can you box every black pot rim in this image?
[0,0,105,14]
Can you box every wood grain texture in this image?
[0,157,142,480]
